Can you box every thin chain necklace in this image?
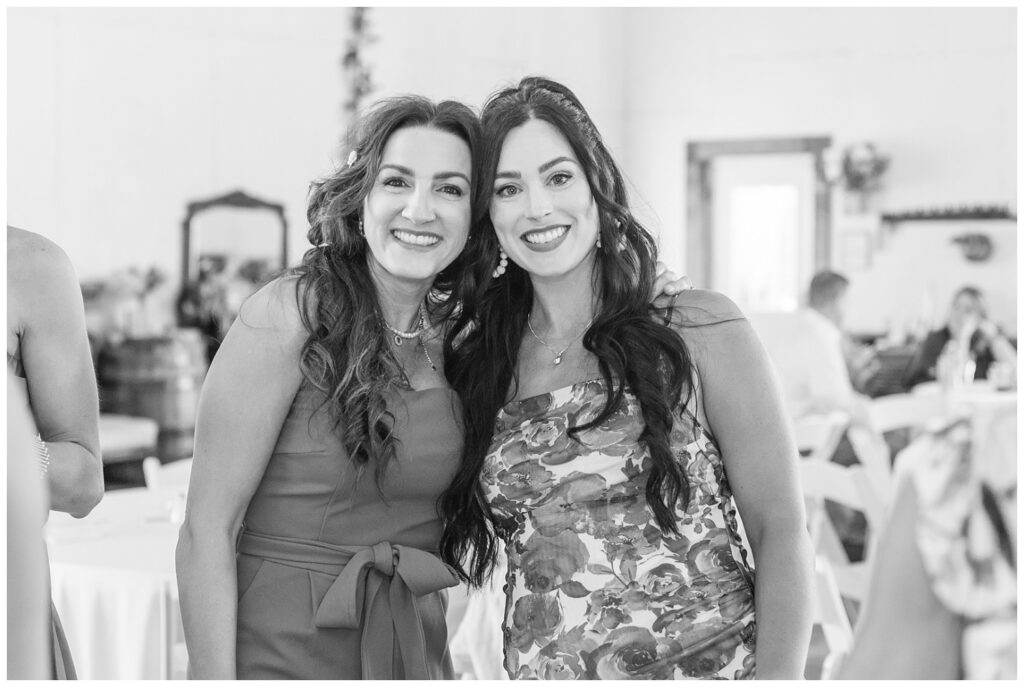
[527,313,595,366]
[382,303,436,371]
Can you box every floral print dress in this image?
[483,378,757,680]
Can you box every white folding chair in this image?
[866,393,947,436]
[810,554,853,680]
[142,456,193,492]
[799,459,887,605]
[793,411,850,462]
[845,424,893,503]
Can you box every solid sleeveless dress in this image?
[482,378,757,680]
[234,381,463,679]
[7,354,78,680]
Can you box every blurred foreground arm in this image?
[9,228,103,517]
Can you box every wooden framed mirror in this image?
[176,189,288,360]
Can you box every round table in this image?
[45,487,185,680]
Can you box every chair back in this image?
[142,456,193,492]
[793,411,850,462]
[799,458,889,606]
[811,555,853,680]
[845,424,893,501]
[800,459,886,536]
[866,393,946,435]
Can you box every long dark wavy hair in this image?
[290,95,482,488]
[440,76,698,585]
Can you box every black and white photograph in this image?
[6,5,1017,681]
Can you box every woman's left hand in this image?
[651,262,694,306]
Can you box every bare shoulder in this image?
[7,228,82,335]
[7,226,77,286]
[237,273,307,333]
[662,289,759,363]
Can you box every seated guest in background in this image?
[903,285,1017,389]
[840,403,1016,679]
[7,226,105,679]
[750,270,875,425]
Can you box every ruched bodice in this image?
[483,378,756,680]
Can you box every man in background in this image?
[751,270,878,428]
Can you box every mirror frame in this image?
[179,189,288,288]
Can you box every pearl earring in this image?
[358,217,364,236]
[492,249,508,279]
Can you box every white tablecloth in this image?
[45,487,183,680]
[45,487,509,680]
[911,381,1017,419]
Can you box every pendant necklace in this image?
[527,313,595,366]
[382,304,426,346]
[381,304,436,371]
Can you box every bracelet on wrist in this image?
[34,434,51,475]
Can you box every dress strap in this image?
[237,531,459,679]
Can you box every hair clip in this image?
[346,150,358,167]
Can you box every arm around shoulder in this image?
[664,288,746,329]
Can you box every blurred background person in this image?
[751,270,876,428]
[903,285,1017,390]
[8,225,106,679]
[839,402,1016,679]
[7,371,53,680]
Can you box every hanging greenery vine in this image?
[342,7,374,116]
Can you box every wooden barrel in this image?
[99,329,208,460]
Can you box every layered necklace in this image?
[382,303,436,371]
[527,313,595,366]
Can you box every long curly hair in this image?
[291,95,482,487]
[440,76,696,585]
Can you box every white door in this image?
[710,153,817,313]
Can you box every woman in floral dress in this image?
[440,77,813,680]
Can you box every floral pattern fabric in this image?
[894,405,1016,680]
[483,378,757,680]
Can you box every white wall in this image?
[621,7,1016,332]
[367,8,630,161]
[8,7,352,287]
[846,220,1017,337]
[8,8,1016,334]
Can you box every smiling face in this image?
[489,118,600,280]
[363,125,472,283]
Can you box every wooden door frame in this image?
[685,136,833,289]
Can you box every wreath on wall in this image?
[842,142,890,194]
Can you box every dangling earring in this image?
[492,249,508,279]
[358,217,364,237]
[596,233,602,249]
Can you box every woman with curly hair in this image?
[175,95,482,679]
[440,77,813,679]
